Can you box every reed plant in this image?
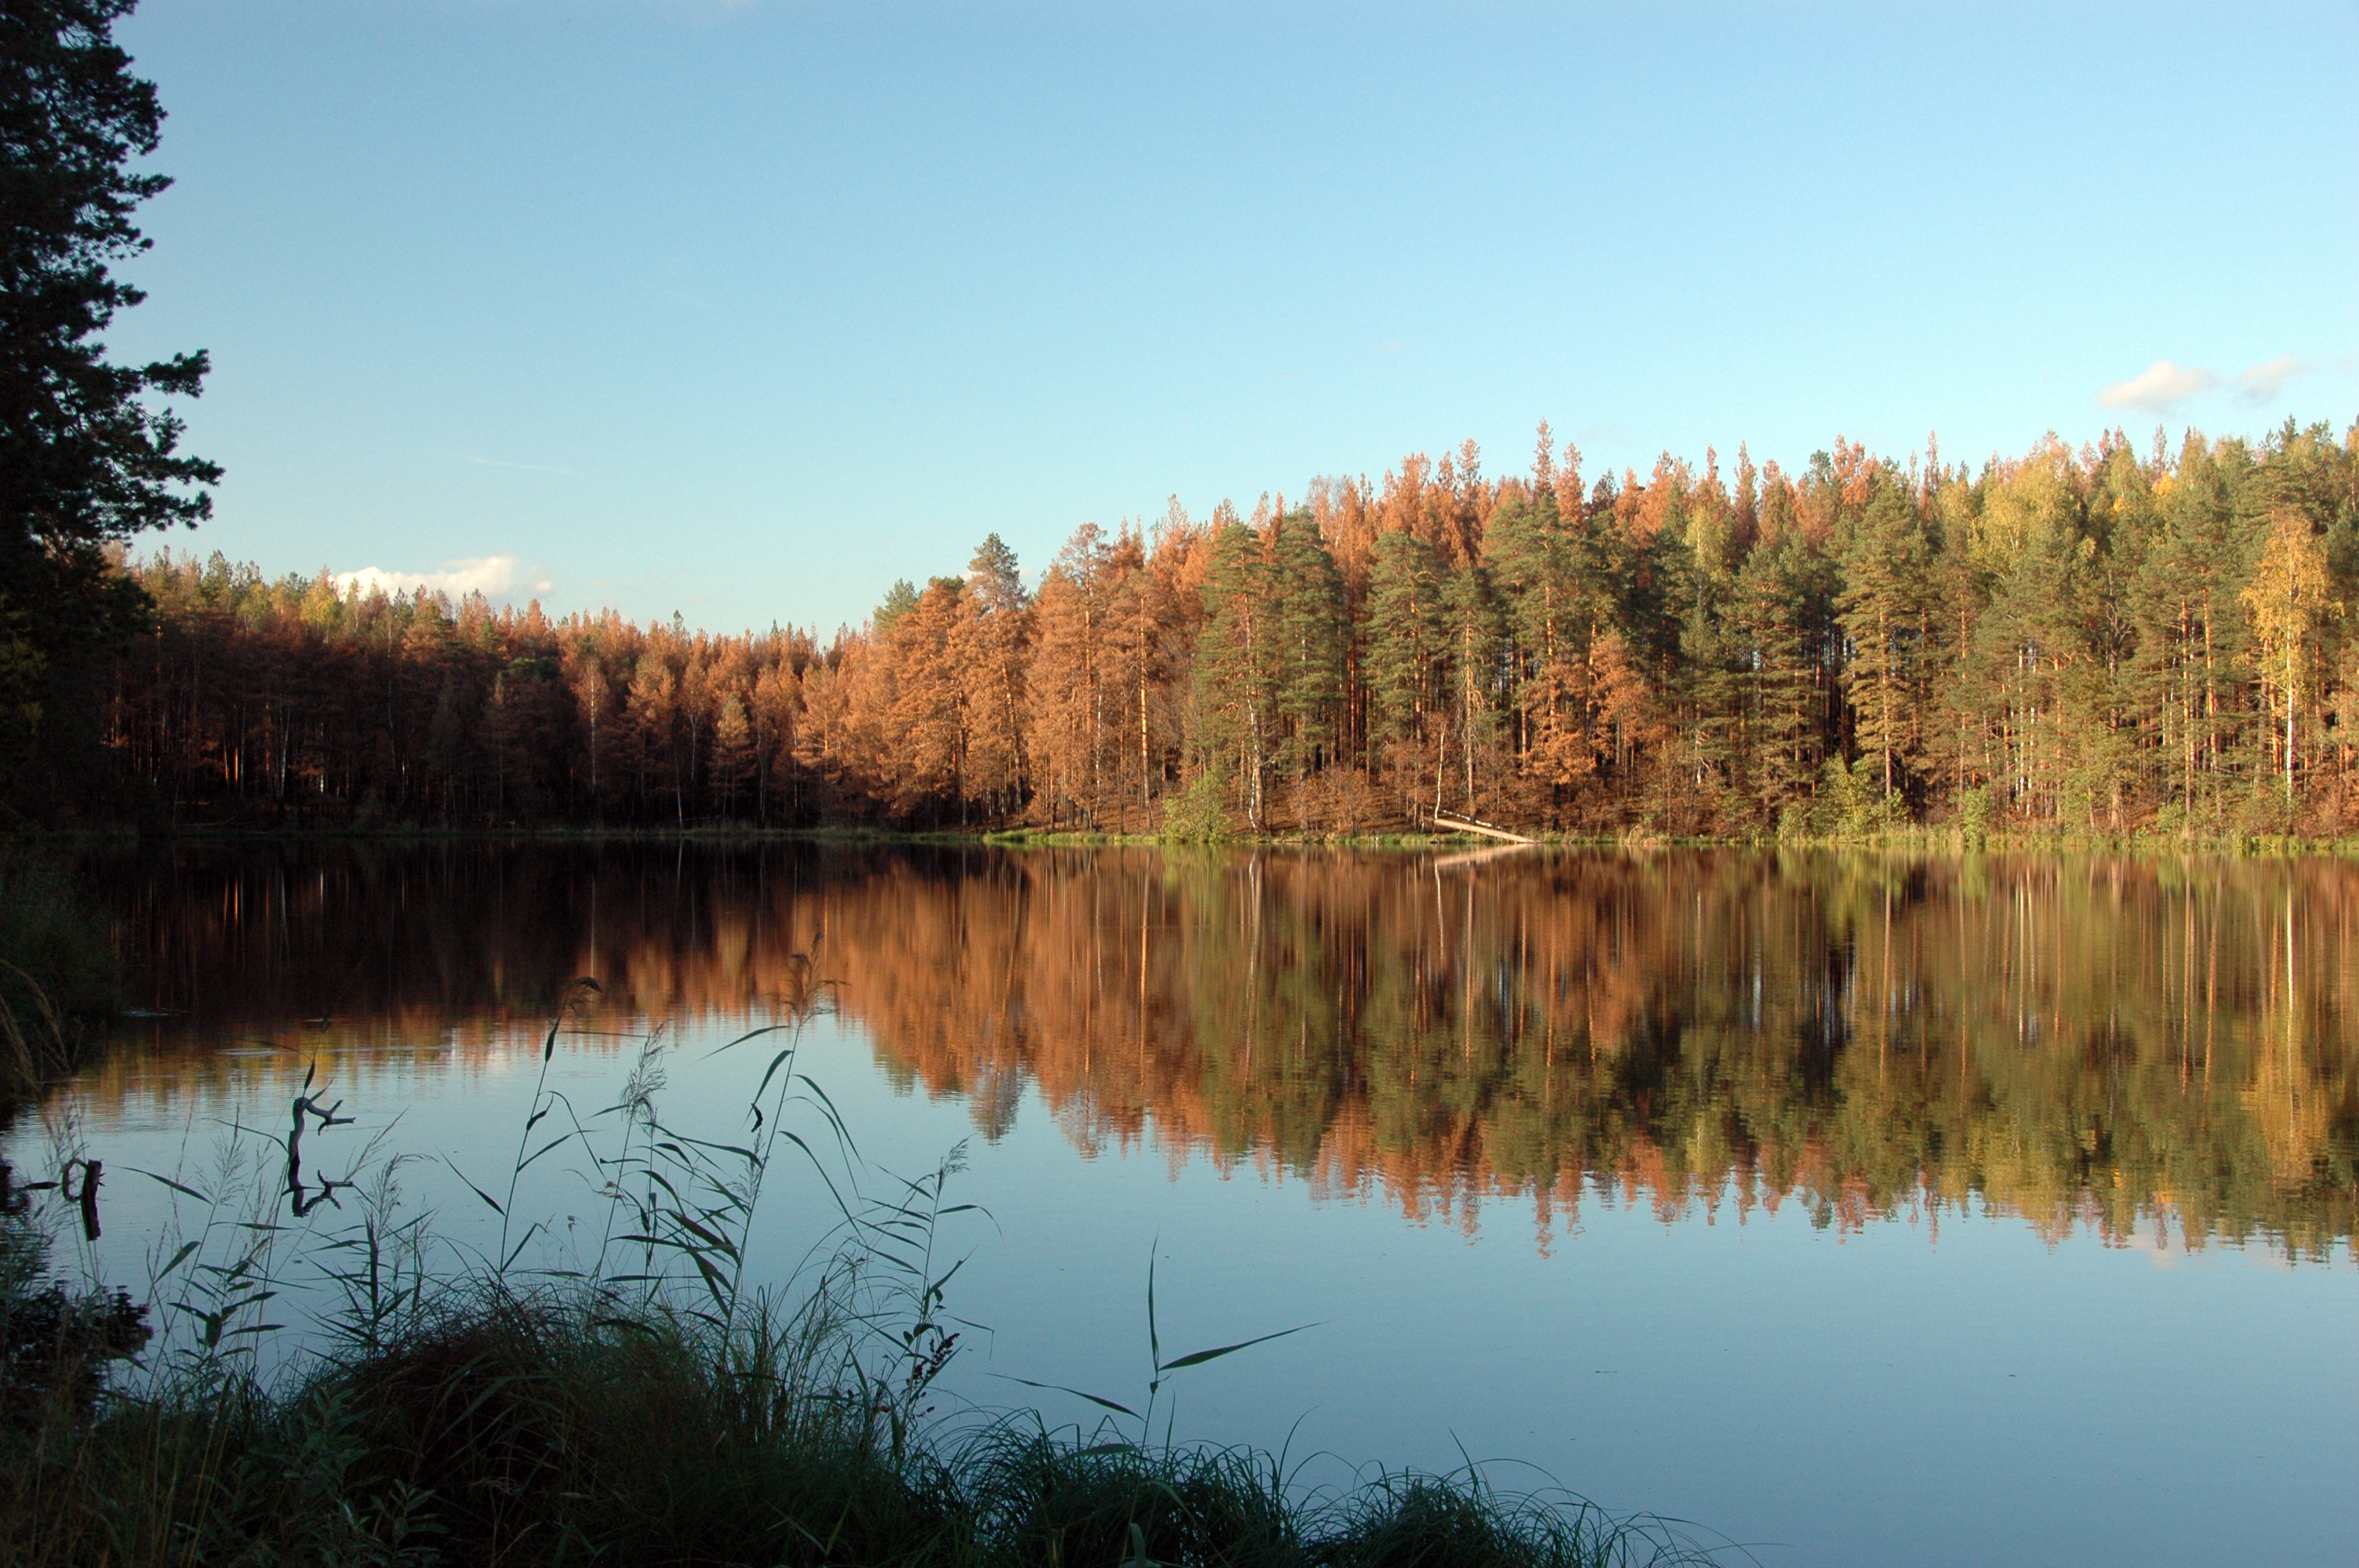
[0,958,1729,1568]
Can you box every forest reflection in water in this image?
[79,841,2359,1259]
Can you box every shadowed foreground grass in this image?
[0,1261,1717,1568]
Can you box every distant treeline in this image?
[61,418,2359,836]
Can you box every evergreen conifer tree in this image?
[2,0,217,800]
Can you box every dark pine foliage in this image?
[0,0,216,809]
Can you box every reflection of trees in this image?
[74,845,2359,1258]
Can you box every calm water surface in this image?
[11,844,2355,1568]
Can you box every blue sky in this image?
[111,1,2358,633]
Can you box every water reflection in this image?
[68,843,2359,1258]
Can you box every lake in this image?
[9,843,2354,1567]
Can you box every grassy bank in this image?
[0,993,1722,1568]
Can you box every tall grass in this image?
[0,959,1731,1568]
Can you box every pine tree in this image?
[625,650,679,822]
[711,689,754,815]
[958,535,1030,820]
[1094,526,1165,829]
[1365,529,1445,814]
[1194,517,1278,827]
[1440,560,1503,812]
[2,1,219,800]
[749,659,799,823]
[1734,539,1822,814]
[889,579,969,821]
[1837,485,1933,801]
[1027,524,1112,828]
[1271,508,1346,793]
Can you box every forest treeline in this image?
[66,417,2359,838]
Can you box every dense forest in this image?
[52,417,2359,839]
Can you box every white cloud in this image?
[2097,360,2217,413]
[2235,354,2310,403]
[335,554,527,601]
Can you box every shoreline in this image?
[15,820,2359,858]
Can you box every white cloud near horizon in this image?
[335,554,554,601]
[2097,360,2217,413]
[2098,352,2343,416]
[2236,354,2311,403]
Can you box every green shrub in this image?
[1162,763,1234,842]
